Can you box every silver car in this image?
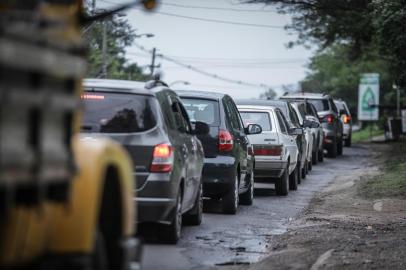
[237,105,302,195]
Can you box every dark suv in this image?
[177,91,262,214]
[281,93,343,158]
[81,79,207,244]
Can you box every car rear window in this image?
[181,98,220,126]
[81,92,158,133]
[239,112,272,131]
[307,99,330,112]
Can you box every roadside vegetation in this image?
[352,128,384,143]
[358,139,406,199]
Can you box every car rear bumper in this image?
[254,159,288,180]
[201,156,236,197]
[135,172,177,224]
[343,124,352,138]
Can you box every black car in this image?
[81,79,208,244]
[177,90,262,214]
[236,99,309,180]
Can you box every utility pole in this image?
[102,21,107,78]
[149,47,157,76]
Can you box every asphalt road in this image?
[141,146,365,270]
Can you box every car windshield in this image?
[81,92,158,133]
[239,112,272,131]
[307,99,330,112]
[181,98,220,126]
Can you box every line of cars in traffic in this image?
[80,78,352,244]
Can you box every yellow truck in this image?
[0,1,156,269]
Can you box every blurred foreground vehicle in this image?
[177,91,261,214]
[82,79,207,244]
[237,105,301,195]
[334,99,352,147]
[281,93,344,158]
[0,0,157,269]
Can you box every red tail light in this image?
[219,130,233,152]
[321,114,334,124]
[343,115,351,124]
[254,146,283,156]
[150,143,174,173]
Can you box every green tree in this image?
[259,88,277,99]
[83,3,150,81]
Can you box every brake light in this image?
[321,114,334,124]
[150,143,174,173]
[81,94,105,100]
[343,115,351,124]
[254,146,283,156]
[219,130,233,152]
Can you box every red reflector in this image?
[81,94,105,100]
[254,146,283,156]
[150,143,174,173]
[219,130,233,152]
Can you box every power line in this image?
[161,2,277,13]
[132,43,273,89]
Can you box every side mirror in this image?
[289,127,303,136]
[245,124,262,135]
[311,121,320,128]
[192,121,210,135]
[303,119,312,128]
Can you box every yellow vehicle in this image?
[0,0,156,269]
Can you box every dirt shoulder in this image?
[245,142,406,270]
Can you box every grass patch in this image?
[358,140,406,199]
[352,128,384,143]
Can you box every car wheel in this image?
[308,157,313,171]
[345,135,352,147]
[222,173,239,214]
[328,137,338,158]
[301,160,307,179]
[92,230,108,270]
[312,150,318,165]
[297,161,302,184]
[337,139,343,155]
[160,191,182,244]
[183,182,203,226]
[275,166,289,196]
[289,163,298,191]
[318,148,324,162]
[240,172,254,206]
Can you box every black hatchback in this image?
[81,79,208,244]
[177,90,262,214]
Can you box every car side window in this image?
[330,98,338,113]
[224,98,241,131]
[177,101,192,133]
[288,104,300,127]
[170,98,190,133]
[276,111,288,134]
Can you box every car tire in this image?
[160,191,182,244]
[289,163,298,191]
[183,182,203,226]
[312,150,318,165]
[297,161,302,184]
[92,230,108,270]
[275,167,289,196]
[337,139,343,156]
[240,172,254,206]
[222,173,239,214]
[308,157,313,171]
[301,160,307,179]
[318,148,324,162]
[328,138,338,158]
[345,135,352,147]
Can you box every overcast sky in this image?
[98,0,314,98]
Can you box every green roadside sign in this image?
[358,73,379,121]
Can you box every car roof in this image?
[235,99,289,108]
[83,79,164,96]
[237,104,278,112]
[281,92,329,99]
[175,90,226,100]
